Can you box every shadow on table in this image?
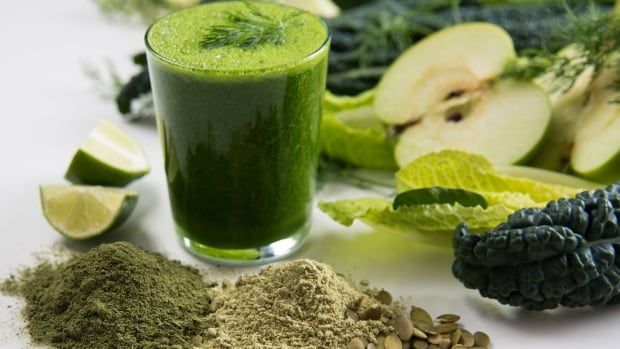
[465,292,620,333]
[293,228,456,285]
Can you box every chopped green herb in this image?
[200,1,303,50]
[503,4,620,97]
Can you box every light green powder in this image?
[146,1,328,71]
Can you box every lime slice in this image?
[65,120,150,186]
[40,185,138,240]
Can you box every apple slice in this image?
[529,45,594,171]
[571,69,620,183]
[374,23,551,167]
[375,23,515,125]
[395,80,551,167]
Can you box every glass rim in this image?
[144,1,331,75]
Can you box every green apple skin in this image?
[572,151,620,184]
[393,80,551,167]
[529,46,593,171]
[569,67,620,184]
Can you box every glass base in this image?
[177,223,310,266]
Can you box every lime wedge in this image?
[40,185,138,240]
[65,120,150,186]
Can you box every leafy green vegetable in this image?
[503,5,620,97]
[320,150,585,245]
[320,199,514,245]
[321,91,396,170]
[396,150,580,204]
[393,187,488,210]
[453,183,620,310]
[327,0,612,94]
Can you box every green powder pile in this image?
[1,242,213,349]
[202,259,395,348]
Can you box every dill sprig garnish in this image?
[503,3,620,97]
[200,1,304,50]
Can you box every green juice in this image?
[146,1,329,261]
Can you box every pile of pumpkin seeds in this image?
[347,290,491,349]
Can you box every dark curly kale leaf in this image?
[326,0,612,95]
[116,53,150,116]
[453,183,620,311]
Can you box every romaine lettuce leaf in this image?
[319,150,586,245]
[319,199,514,245]
[396,150,581,202]
[321,91,396,170]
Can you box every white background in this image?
[0,1,618,348]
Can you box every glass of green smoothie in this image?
[145,1,330,264]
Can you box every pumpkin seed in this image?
[375,290,393,305]
[413,339,429,349]
[428,333,443,345]
[377,336,386,348]
[473,332,490,347]
[429,345,440,349]
[460,329,474,347]
[436,323,458,334]
[394,315,414,341]
[436,314,461,323]
[411,307,433,325]
[451,345,466,349]
[450,328,461,345]
[384,334,402,349]
[412,326,428,339]
[439,339,452,349]
[349,338,366,349]
[414,321,436,334]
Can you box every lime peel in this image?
[65,120,150,187]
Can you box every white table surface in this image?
[1,1,618,348]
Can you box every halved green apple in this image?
[571,68,620,183]
[529,45,594,171]
[395,80,551,166]
[374,23,551,167]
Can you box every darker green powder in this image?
[1,242,213,349]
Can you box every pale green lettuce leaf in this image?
[319,199,514,245]
[321,91,396,170]
[319,198,390,226]
[396,150,581,203]
[324,89,376,113]
[320,150,587,246]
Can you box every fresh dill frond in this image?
[503,3,620,97]
[354,0,454,68]
[200,1,304,50]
